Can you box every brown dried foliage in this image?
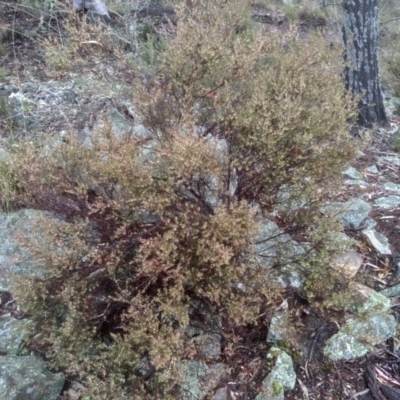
[0,0,360,398]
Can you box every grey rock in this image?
[345,179,369,187]
[8,92,34,129]
[384,95,400,118]
[379,283,400,298]
[323,331,369,360]
[0,209,63,292]
[254,220,305,269]
[378,124,399,135]
[65,381,86,400]
[273,266,303,289]
[374,195,400,209]
[0,355,64,400]
[361,217,377,229]
[0,317,34,355]
[384,182,400,192]
[212,387,228,400]
[0,146,9,162]
[345,314,396,344]
[351,284,391,315]
[72,0,110,17]
[365,165,379,174]
[266,312,290,344]
[342,283,391,314]
[276,186,307,211]
[343,167,364,180]
[178,361,229,400]
[186,303,222,361]
[321,198,372,229]
[331,251,363,279]
[92,106,133,138]
[324,314,396,361]
[326,231,354,250]
[255,347,296,400]
[3,80,135,140]
[0,83,19,96]
[361,229,391,256]
[382,156,400,167]
[187,333,221,361]
[388,123,399,134]
[255,375,283,400]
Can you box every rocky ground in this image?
[285,115,400,400]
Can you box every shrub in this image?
[4,0,359,398]
[385,42,400,98]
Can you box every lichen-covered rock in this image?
[186,332,221,361]
[178,361,229,400]
[323,331,369,361]
[379,282,400,298]
[345,179,369,187]
[255,347,296,400]
[0,210,61,292]
[351,284,391,315]
[365,165,379,174]
[384,182,400,192]
[273,266,303,289]
[374,195,400,209]
[382,155,400,166]
[323,314,396,361]
[267,312,290,344]
[0,355,64,400]
[212,387,228,400]
[321,198,372,229]
[331,251,363,279]
[343,167,364,180]
[185,303,222,361]
[361,229,391,256]
[254,220,305,269]
[0,316,34,355]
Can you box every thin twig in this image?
[352,388,370,399]
[382,17,400,25]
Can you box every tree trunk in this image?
[342,0,388,127]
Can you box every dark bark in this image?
[342,0,388,127]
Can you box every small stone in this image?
[321,198,372,229]
[362,229,391,256]
[382,156,400,166]
[343,167,364,180]
[254,220,305,269]
[267,312,289,344]
[323,331,369,361]
[332,251,363,278]
[0,317,34,355]
[345,179,368,187]
[365,165,379,174]
[384,182,400,192]
[324,314,396,361]
[0,355,65,399]
[273,266,303,289]
[255,347,296,400]
[346,314,396,344]
[178,361,229,400]
[379,283,400,298]
[362,218,377,229]
[67,388,80,400]
[374,195,400,209]
[212,387,228,400]
[349,283,391,315]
